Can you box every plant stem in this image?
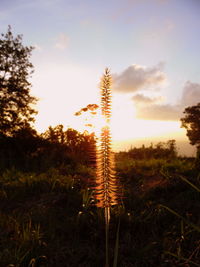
[105,206,110,267]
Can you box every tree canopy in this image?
[181,103,200,148]
[0,26,37,136]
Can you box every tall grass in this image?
[94,68,119,266]
[160,174,200,265]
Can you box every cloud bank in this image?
[132,94,163,105]
[113,64,200,121]
[133,81,200,121]
[113,63,166,93]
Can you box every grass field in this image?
[0,156,199,266]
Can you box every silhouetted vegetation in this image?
[0,27,199,266]
[118,139,177,161]
[0,124,95,174]
[181,103,200,148]
[0,148,199,266]
[0,26,37,136]
[181,103,200,169]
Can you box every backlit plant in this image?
[75,68,119,266]
[95,68,119,267]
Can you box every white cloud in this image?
[113,63,166,93]
[55,33,69,50]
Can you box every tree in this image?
[0,26,37,136]
[181,103,200,148]
[41,125,96,165]
[42,124,65,144]
[166,139,177,158]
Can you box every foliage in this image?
[0,124,95,174]
[0,157,199,266]
[120,139,177,160]
[181,103,200,148]
[0,26,37,136]
[0,125,43,172]
[42,125,96,165]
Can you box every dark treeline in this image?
[0,118,181,173]
[0,124,95,173]
[0,124,180,174]
[117,139,177,160]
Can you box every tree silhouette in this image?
[41,125,96,165]
[181,103,200,148]
[0,26,37,136]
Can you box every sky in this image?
[0,0,200,155]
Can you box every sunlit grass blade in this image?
[160,204,200,232]
[179,175,200,193]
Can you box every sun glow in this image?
[111,117,183,141]
[82,108,110,137]
[106,94,183,142]
[33,65,185,152]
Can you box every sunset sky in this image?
[1,0,200,155]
